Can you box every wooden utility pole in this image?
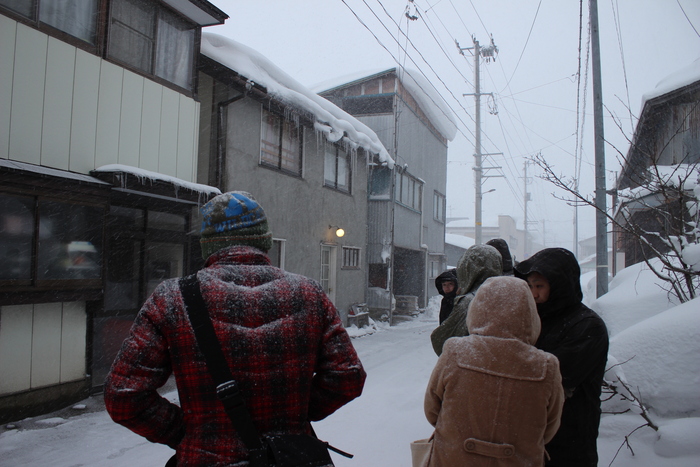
[590,0,609,296]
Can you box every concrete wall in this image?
[199,92,369,321]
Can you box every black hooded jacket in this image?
[434,269,458,324]
[514,248,609,467]
[486,238,514,275]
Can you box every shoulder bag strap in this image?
[179,274,268,466]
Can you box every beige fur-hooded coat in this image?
[424,276,564,466]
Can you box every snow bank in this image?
[607,297,700,417]
[589,259,680,336]
[200,33,394,168]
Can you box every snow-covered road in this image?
[1,308,698,466]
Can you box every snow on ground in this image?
[1,264,698,466]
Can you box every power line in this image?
[339,0,477,144]
[677,0,700,38]
[500,0,542,93]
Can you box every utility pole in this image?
[459,36,497,245]
[523,160,531,258]
[590,0,609,297]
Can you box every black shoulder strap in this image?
[179,274,268,465]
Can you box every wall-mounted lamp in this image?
[329,225,345,237]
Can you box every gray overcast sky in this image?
[207,0,700,252]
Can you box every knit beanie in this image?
[200,191,273,259]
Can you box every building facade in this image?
[319,69,455,314]
[196,33,393,324]
[0,0,227,423]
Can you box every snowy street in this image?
[1,293,699,467]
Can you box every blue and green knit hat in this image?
[200,191,273,259]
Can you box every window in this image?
[0,0,99,44]
[342,247,361,269]
[0,193,104,284]
[324,143,351,193]
[396,170,422,211]
[260,109,303,176]
[369,166,391,199]
[107,0,196,90]
[429,260,441,279]
[433,191,445,222]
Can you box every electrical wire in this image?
[677,0,700,38]
[500,0,542,94]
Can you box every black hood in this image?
[486,238,513,273]
[514,248,582,316]
[434,268,458,296]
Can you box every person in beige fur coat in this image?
[424,276,564,466]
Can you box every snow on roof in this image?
[642,56,700,105]
[445,233,475,249]
[201,33,394,168]
[93,164,221,195]
[314,67,458,142]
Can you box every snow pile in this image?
[590,259,680,336]
[397,68,458,141]
[200,33,394,168]
[604,298,700,416]
[312,67,458,142]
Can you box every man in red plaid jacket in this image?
[104,191,366,466]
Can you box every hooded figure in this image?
[105,192,365,466]
[430,244,502,356]
[434,268,458,324]
[424,276,565,466]
[486,238,515,275]
[514,248,608,467]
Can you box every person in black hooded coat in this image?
[486,238,515,275]
[434,268,458,324]
[514,248,609,467]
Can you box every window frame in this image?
[0,0,105,53]
[342,246,361,269]
[433,191,446,223]
[259,109,304,177]
[324,142,352,193]
[106,0,198,94]
[0,191,106,290]
[395,170,423,212]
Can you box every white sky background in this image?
[206,0,700,252]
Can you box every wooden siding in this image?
[0,19,200,183]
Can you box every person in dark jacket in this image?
[514,248,609,467]
[430,244,502,356]
[104,191,366,466]
[435,268,458,324]
[486,238,515,275]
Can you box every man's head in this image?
[199,191,273,259]
[526,271,550,304]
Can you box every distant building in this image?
[446,215,543,262]
[319,68,457,314]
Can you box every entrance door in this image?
[320,245,337,304]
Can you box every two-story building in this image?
[196,33,394,324]
[319,68,457,317]
[0,0,227,423]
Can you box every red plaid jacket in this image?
[104,246,366,466]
